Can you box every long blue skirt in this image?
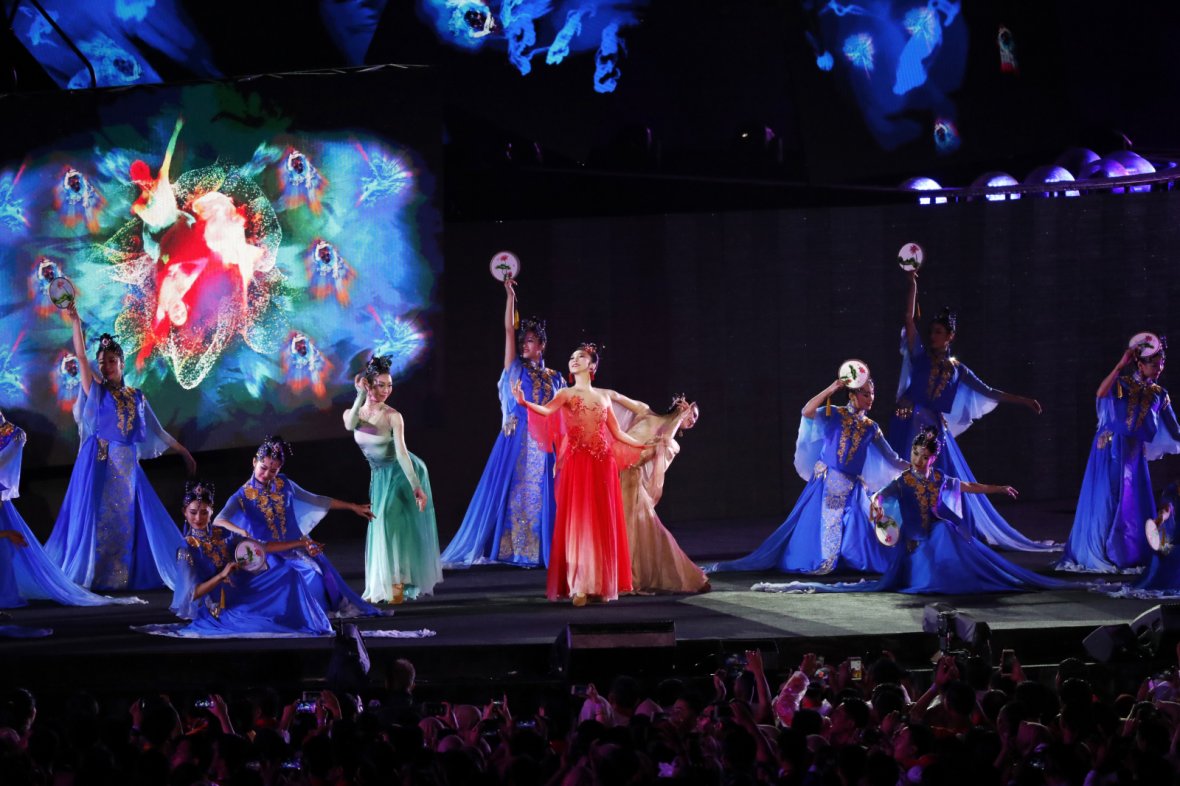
[441,425,556,568]
[707,467,891,575]
[43,438,183,591]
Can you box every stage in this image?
[1,505,1170,701]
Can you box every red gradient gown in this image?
[530,395,644,601]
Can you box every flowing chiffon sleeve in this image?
[1146,392,1180,461]
[137,394,172,460]
[793,411,829,482]
[895,327,915,400]
[607,406,645,470]
[76,383,98,448]
[862,427,909,493]
[287,477,333,535]
[0,428,24,501]
[497,359,522,434]
[945,363,1001,437]
[939,475,964,520]
[169,546,200,620]
[527,405,563,455]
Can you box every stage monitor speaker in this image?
[552,621,676,680]
[1082,623,1138,664]
[1129,603,1180,656]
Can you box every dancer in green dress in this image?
[344,356,441,603]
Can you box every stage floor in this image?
[1,505,1167,694]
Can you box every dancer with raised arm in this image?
[707,373,907,576]
[137,481,333,638]
[514,344,647,605]
[1059,337,1180,573]
[888,270,1049,551]
[611,394,709,594]
[0,410,144,608]
[345,356,441,604]
[754,428,1065,595]
[45,302,196,591]
[441,277,564,568]
[213,436,382,618]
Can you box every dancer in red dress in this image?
[514,344,648,605]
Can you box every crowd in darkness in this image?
[2,642,1180,785]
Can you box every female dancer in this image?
[1059,342,1180,572]
[754,428,1065,595]
[45,304,196,591]
[708,375,907,575]
[888,271,1049,551]
[213,436,382,618]
[138,481,333,637]
[441,278,564,568]
[0,410,143,608]
[345,356,442,603]
[613,395,709,594]
[513,344,647,605]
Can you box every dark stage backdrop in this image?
[437,191,1180,532]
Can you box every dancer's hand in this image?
[413,487,428,513]
[300,537,324,557]
[1023,397,1043,415]
[511,379,526,405]
[993,485,1018,499]
[64,302,80,324]
[353,373,367,400]
[351,502,375,521]
[0,530,28,547]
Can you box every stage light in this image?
[900,176,946,205]
[1079,157,1129,194]
[1054,147,1100,178]
[971,171,1018,201]
[1105,151,1155,193]
[1022,165,1078,198]
[922,603,990,656]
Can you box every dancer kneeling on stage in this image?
[213,436,382,618]
[754,427,1064,594]
[139,481,332,637]
[708,375,907,576]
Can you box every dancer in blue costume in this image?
[345,355,442,604]
[137,481,333,638]
[1059,342,1180,573]
[888,271,1049,551]
[44,304,196,591]
[441,277,565,568]
[0,410,144,617]
[707,375,908,575]
[1109,481,1180,597]
[214,436,382,618]
[754,428,1066,595]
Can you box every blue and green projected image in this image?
[0,73,440,462]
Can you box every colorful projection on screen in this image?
[0,84,438,455]
[802,0,966,153]
[416,0,647,92]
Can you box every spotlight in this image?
[1054,147,1100,178]
[900,176,946,205]
[970,171,1018,201]
[1022,165,1078,198]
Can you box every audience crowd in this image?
[2,642,1180,785]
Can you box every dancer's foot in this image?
[571,592,588,607]
[390,584,405,605]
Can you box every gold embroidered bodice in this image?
[242,478,288,540]
[564,396,611,461]
[902,469,944,534]
[835,407,875,465]
[186,528,233,570]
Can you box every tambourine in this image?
[1129,332,1163,359]
[490,251,520,281]
[1147,504,1174,555]
[838,359,871,389]
[233,539,268,572]
[897,243,924,272]
[48,276,77,309]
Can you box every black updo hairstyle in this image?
[930,307,957,334]
[517,316,548,351]
[576,341,600,368]
[912,426,942,455]
[255,435,293,464]
[95,333,124,362]
[183,480,216,508]
[362,354,393,385]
